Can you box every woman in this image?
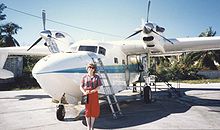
[80,63,102,130]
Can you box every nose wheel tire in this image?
[56,104,65,121]
[144,86,152,103]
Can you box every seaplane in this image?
[1,1,220,120]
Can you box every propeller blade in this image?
[27,37,43,51]
[146,0,151,23]
[42,10,46,30]
[125,30,142,39]
[151,30,174,44]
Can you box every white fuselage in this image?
[32,40,143,104]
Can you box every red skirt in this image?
[85,92,100,118]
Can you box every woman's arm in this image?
[80,86,86,95]
[90,86,100,93]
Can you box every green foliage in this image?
[199,27,216,37]
[0,3,7,21]
[155,27,220,81]
[154,55,203,81]
[185,27,220,70]
[0,3,22,47]
[23,55,43,75]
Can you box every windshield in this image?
[78,46,97,53]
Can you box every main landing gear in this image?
[143,86,152,103]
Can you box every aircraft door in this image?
[123,58,130,86]
[125,55,143,85]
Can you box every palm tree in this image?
[1,22,22,47]
[0,3,6,21]
[0,3,22,47]
[0,3,7,46]
[186,27,220,70]
[199,27,216,37]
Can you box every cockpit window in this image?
[78,46,97,53]
[98,46,106,55]
[55,32,65,38]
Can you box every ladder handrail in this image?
[91,57,122,119]
[149,71,180,97]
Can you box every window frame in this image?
[98,46,106,56]
[78,45,97,53]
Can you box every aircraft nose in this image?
[32,52,96,77]
[32,55,51,76]
[32,52,96,103]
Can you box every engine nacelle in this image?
[0,69,14,79]
[142,33,165,53]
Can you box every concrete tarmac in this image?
[0,83,220,130]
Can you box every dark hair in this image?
[86,63,97,73]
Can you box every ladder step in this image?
[113,111,122,115]
[90,57,122,119]
[105,94,115,98]
[109,102,119,105]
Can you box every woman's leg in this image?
[90,117,96,130]
[85,117,91,130]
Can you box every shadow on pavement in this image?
[56,87,220,129]
[94,95,190,129]
[93,87,220,129]
[178,88,220,107]
[15,94,51,100]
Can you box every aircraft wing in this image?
[0,46,50,56]
[0,46,50,79]
[164,36,220,53]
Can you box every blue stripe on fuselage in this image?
[35,64,139,74]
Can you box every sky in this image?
[1,0,220,46]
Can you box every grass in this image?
[175,78,220,84]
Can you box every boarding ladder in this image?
[154,71,180,97]
[91,58,122,119]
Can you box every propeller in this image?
[146,0,151,23]
[151,30,174,44]
[125,0,151,39]
[42,10,46,30]
[27,37,42,51]
[125,0,174,45]
[125,29,142,39]
[27,10,47,51]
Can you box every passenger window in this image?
[122,59,125,64]
[114,57,118,64]
[98,46,106,55]
[78,46,97,53]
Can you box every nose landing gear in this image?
[56,104,65,121]
[56,93,67,121]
